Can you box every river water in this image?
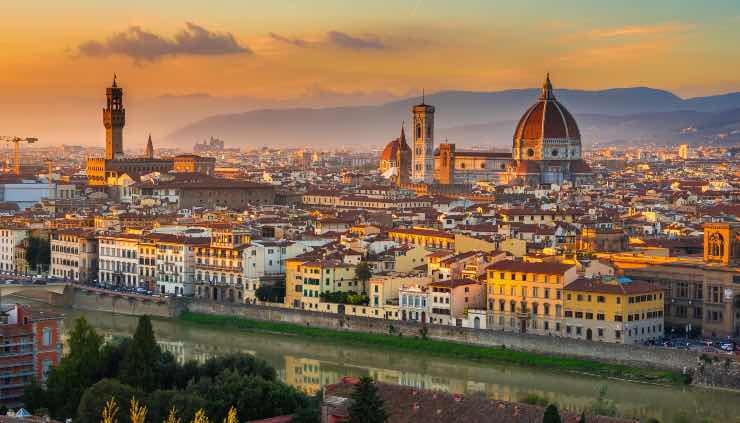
[53,308,740,423]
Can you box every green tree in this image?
[542,404,562,423]
[26,236,51,272]
[22,382,47,414]
[119,315,161,392]
[188,368,310,423]
[255,282,285,303]
[354,262,372,293]
[42,316,104,418]
[147,389,208,423]
[76,379,142,423]
[348,377,387,423]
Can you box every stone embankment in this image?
[188,301,704,373]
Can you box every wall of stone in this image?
[188,301,702,372]
[71,289,186,318]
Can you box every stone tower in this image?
[412,96,435,184]
[104,74,125,160]
[145,134,154,159]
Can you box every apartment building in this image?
[50,229,97,282]
[287,259,358,310]
[0,228,29,273]
[138,238,157,291]
[194,227,249,302]
[486,260,577,335]
[563,277,664,344]
[428,279,484,326]
[152,233,208,296]
[98,233,141,288]
[0,304,63,406]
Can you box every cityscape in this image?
[1,2,740,423]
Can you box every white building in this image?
[152,233,208,296]
[50,229,97,282]
[98,233,140,287]
[0,228,29,272]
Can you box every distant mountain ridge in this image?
[164,87,740,149]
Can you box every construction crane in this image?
[0,136,38,176]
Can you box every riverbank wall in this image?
[69,287,187,318]
[188,301,702,373]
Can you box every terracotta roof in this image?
[428,278,479,289]
[565,278,663,295]
[513,76,581,142]
[487,260,575,275]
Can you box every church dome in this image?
[381,139,401,162]
[513,75,581,161]
[380,126,410,162]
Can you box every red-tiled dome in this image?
[381,126,410,162]
[514,75,581,142]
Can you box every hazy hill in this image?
[164,87,740,149]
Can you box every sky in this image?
[1,0,740,146]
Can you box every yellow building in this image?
[485,260,577,335]
[388,227,455,250]
[286,259,358,310]
[563,278,664,344]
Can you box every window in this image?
[597,296,605,303]
[42,327,52,346]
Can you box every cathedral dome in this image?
[381,139,401,162]
[380,126,410,163]
[513,75,581,161]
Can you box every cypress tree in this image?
[542,404,562,423]
[348,377,388,423]
[119,315,161,391]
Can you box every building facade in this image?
[486,260,577,335]
[563,278,664,344]
[0,304,63,406]
[50,229,98,282]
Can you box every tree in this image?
[348,377,387,423]
[26,236,51,272]
[542,404,561,423]
[147,389,207,423]
[41,316,104,419]
[76,379,142,423]
[119,315,161,392]
[578,412,587,423]
[188,369,310,423]
[355,262,372,293]
[255,283,285,303]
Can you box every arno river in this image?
[54,307,740,423]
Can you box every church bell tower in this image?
[104,74,125,160]
[412,95,435,184]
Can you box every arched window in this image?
[709,233,724,257]
[416,124,422,139]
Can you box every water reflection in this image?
[63,309,739,423]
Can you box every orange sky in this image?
[1,1,739,147]
[2,1,739,102]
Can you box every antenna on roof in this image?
[422,88,425,104]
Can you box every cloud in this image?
[327,31,384,49]
[591,22,695,38]
[77,22,251,62]
[268,32,310,48]
[270,31,385,50]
